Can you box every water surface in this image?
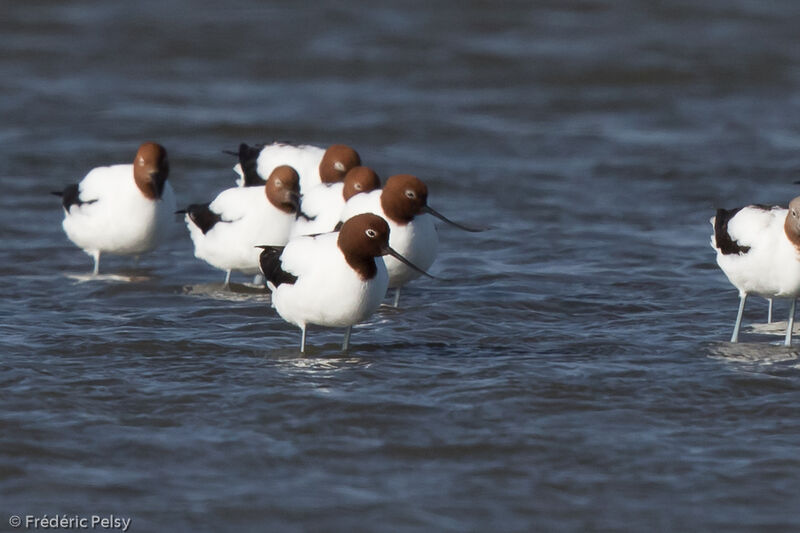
[2,1,800,531]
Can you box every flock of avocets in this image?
[53,142,482,352]
[53,142,800,350]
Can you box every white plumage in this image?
[56,142,175,275]
[712,206,800,297]
[260,213,433,352]
[185,188,295,275]
[290,183,346,237]
[232,142,361,194]
[711,197,800,345]
[340,189,438,288]
[182,165,300,284]
[269,231,389,329]
[290,166,381,237]
[233,143,325,191]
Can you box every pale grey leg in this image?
[393,287,401,308]
[785,298,797,347]
[92,251,100,276]
[768,298,773,324]
[342,326,352,352]
[253,274,264,285]
[731,293,748,343]
[300,324,307,354]
[223,270,231,287]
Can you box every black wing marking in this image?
[238,143,267,187]
[177,203,223,234]
[258,246,297,287]
[51,184,97,211]
[714,207,751,255]
[332,220,344,232]
[296,209,316,222]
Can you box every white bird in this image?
[231,142,361,193]
[710,196,800,346]
[259,213,434,353]
[339,174,482,306]
[179,165,304,286]
[290,166,381,237]
[52,142,176,275]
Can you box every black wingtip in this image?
[54,183,95,210]
[182,203,222,234]
[257,245,297,287]
[237,143,267,187]
[714,207,750,255]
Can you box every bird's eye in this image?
[793,209,798,217]
[275,179,282,187]
[405,190,416,199]
[354,183,362,190]
[365,229,377,238]
[334,162,346,172]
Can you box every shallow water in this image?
[3,1,800,531]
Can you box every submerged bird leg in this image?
[300,325,307,354]
[252,273,264,286]
[224,269,232,287]
[731,293,748,343]
[785,298,797,347]
[342,326,352,352]
[393,287,401,308]
[768,298,773,324]
[92,250,100,276]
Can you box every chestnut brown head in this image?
[337,212,435,281]
[380,174,428,224]
[785,196,800,250]
[265,165,301,214]
[342,166,381,201]
[133,142,169,200]
[319,144,361,184]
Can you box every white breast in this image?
[187,187,295,274]
[62,164,176,256]
[340,191,439,287]
[290,182,345,237]
[272,233,389,328]
[715,207,800,297]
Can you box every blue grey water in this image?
[2,1,800,531]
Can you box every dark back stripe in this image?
[52,183,97,210]
[714,207,751,255]
[184,203,222,234]
[258,246,297,287]
[238,143,266,187]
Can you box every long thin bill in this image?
[422,205,484,232]
[383,246,436,279]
